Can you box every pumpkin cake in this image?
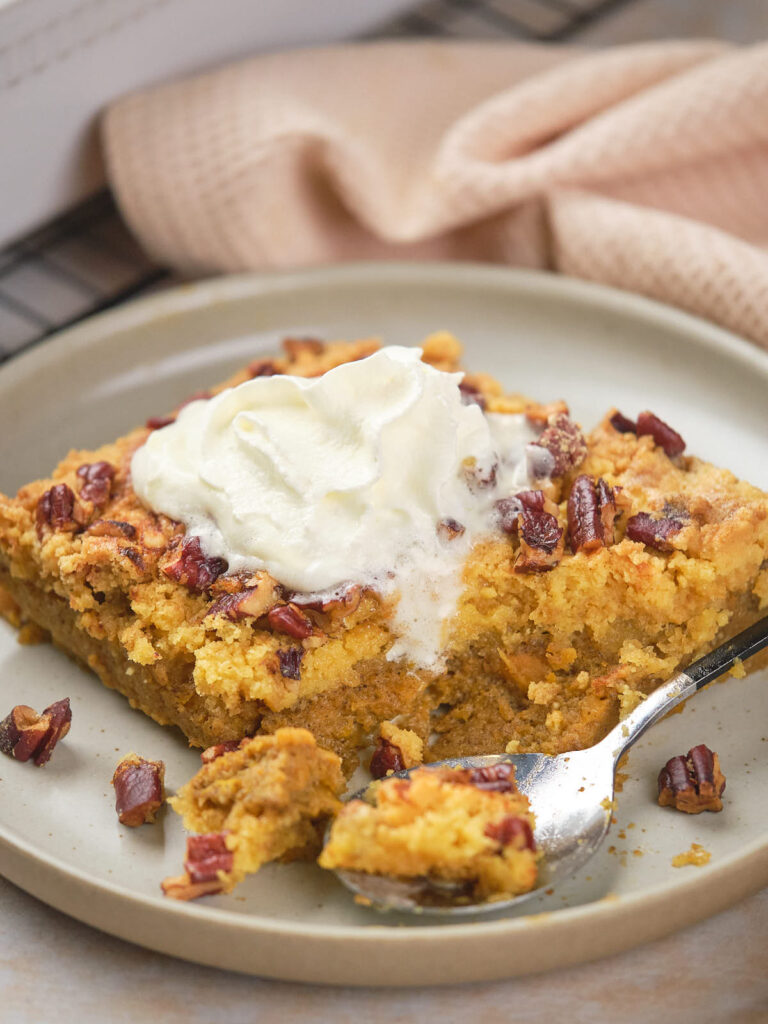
[1,332,767,785]
[163,727,345,899]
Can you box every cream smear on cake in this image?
[131,346,542,667]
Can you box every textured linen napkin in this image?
[102,40,768,348]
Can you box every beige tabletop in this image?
[1,876,765,1021]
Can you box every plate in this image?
[0,263,766,986]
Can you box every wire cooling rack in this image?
[0,0,634,361]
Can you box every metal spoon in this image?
[331,615,768,914]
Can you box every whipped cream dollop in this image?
[131,346,540,666]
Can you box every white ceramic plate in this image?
[0,264,766,987]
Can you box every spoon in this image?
[331,614,768,914]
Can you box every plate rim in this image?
[1,262,766,982]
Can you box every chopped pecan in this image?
[0,698,71,766]
[267,603,313,639]
[484,815,536,851]
[609,410,637,434]
[146,414,175,430]
[658,744,725,813]
[494,496,523,534]
[120,546,146,572]
[277,647,304,680]
[292,584,362,618]
[462,458,498,492]
[466,762,518,792]
[247,358,280,378]
[162,536,228,591]
[458,380,486,411]
[207,574,278,621]
[626,512,683,552]
[76,461,115,506]
[36,484,79,537]
[530,413,587,477]
[0,706,49,762]
[495,491,564,572]
[200,740,243,764]
[515,504,563,574]
[112,754,165,827]
[437,517,466,542]
[567,475,618,553]
[517,490,547,513]
[88,519,137,539]
[282,337,325,360]
[369,737,406,779]
[208,589,258,621]
[636,411,685,458]
[161,875,225,901]
[185,832,234,884]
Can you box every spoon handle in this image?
[598,614,768,763]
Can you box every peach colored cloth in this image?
[102,40,768,348]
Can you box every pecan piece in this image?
[292,584,362,618]
[112,754,166,827]
[277,647,304,680]
[531,413,587,477]
[515,502,563,574]
[0,698,71,766]
[267,603,313,639]
[200,740,243,764]
[76,461,115,506]
[146,414,175,430]
[437,517,465,542]
[247,359,280,378]
[636,411,685,458]
[567,475,618,553]
[185,832,234,884]
[609,410,637,434]
[0,706,49,762]
[658,744,725,813]
[458,380,486,411]
[466,762,517,793]
[496,491,564,572]
[36,483,79,538]
[120,546,146,572]
[162,536,228,591]
[494,496,523,535]
[207,575,278,621]
[484,815,536,851]
[369,737,406,779]
[626,512,683,552]
[462,458,498,492]
[282,336,325,359]
[161,875,225,901]
[162,833,235,900]
[88,519,137,539]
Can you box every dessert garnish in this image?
[0,698,71,766]
[657,744,726,813]
[609,409,686,457]
[112,753,166,826]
